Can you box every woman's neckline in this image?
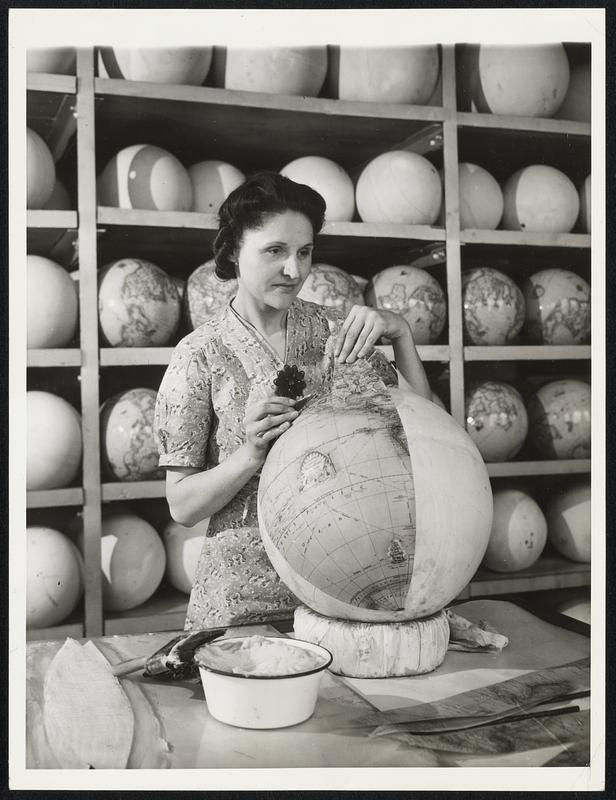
[229,299,292,364]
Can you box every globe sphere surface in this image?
[462,267,525,345]
[98,47,213,85]
[546,482,590,563]
[458,163,504,230]
[298,263,365,316]
[460,44,570,117]
[27,391,82,490]
[523,268,590,345]
[365,265,446,345]
[555,63,591,122]
[212,46,328,96]
[482,489,547,573]
[502,165,579,234]
[527,379,590,459]
[27,255,79,348]
[97,144,193,211]
[330,46,440,104]
[27,128,55,209]
[27,48,75,75]
[163,517,210,594]
[98,259,181,347]
[100,387,164,481]
[189,160,245,213]
[44,178,72,210]
[280,156,355,222]
[184,259,238,330]
[258,370,493,622]
[356,151,442,225]
[465,381,528,462]
[98,513,166,611]
[27,527,83,628]
[579,175,591,234]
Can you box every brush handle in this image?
[110,656,148,677]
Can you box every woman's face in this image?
[234,210,314,311]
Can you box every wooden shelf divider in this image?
[464,345,591,361]
[487,460,591,478]
[27,488,84,509]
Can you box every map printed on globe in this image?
[527,379,591,459]
[462,267,525,345]
[98,259,181,347]
[297,263,364,316]
[465,381,528,462]
[184,260,238,330]
[523,270,591,346]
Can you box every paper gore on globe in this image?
[258,359,493,622]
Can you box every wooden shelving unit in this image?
[26,45,592,641]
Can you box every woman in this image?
[154,171,431,630]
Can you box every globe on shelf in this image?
[27,391,83,490]
[90,513,166,611]
[184,259,238,330]
[502,165,580,234]
[365,265,447,345]
[356,150,442,225]
[579,175,591,234]
[27,128,55,209]
[258,365,493,622]
[27,47,75,75]
[546,482,591,563]
[27,255,79,349]
[27,527,83,628]
[458,44,570,117]
[527,379,591,460]
[100,387,164,481]
[189,160,245,214]
[98,47,213,85]
[523,268,591,346]
[97,144,193,212]
[43,178,72,211]
[457,163,504,230]
[280,156,355,223]
[465,381,528,462]
[327,46,440,104]
[555,62,591,123]
[462,267,525,345]
[98,258,181,347]
[297,263,365,316]
[211,46,328,96]
[481,488,547,573]
[163,517,210,594]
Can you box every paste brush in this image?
[110,627,226,680]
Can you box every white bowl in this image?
[197,635,332,729]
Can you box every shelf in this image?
[27,76,77,161]
[467,554,590,597]
[464,345,591,362]
[486,460,591,478]
[103,585,189,636]
[102,481,166,501]
[26,619,84,642]
[460,229,590,249]
[27,487,84,508]
[27,211,78,262]
[94,79,445,171]
[27,349,81,367]
[456,111,590,137]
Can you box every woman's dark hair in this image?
[213,170,326,280]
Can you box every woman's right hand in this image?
[244,394,299,462]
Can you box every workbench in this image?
[25,599,590,770]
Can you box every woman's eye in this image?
[267,247,283,256]
[299,249,312,259]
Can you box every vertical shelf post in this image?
[441,45,465,424]
[75,48,103,637]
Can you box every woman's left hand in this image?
[334,306,412,363]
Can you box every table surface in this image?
[26,599,590,769]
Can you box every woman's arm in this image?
[334,306,431,400]
[165,395,298,527]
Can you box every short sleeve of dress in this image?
[154,343,212,468]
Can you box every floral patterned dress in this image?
[154,297,397,630]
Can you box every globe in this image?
[100,387,164,481]
[98,259,181,347]
[523,268,591,345]
[298,263,365,316]
[365,265,447,345]
[465,381,528,462]
[27,527,83,628]
[462,267,525,345]
[184,259,238,330]
[546,482,591,563]
[527,379,590,459]
[258,362,492,622]
[482,488,547,573]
